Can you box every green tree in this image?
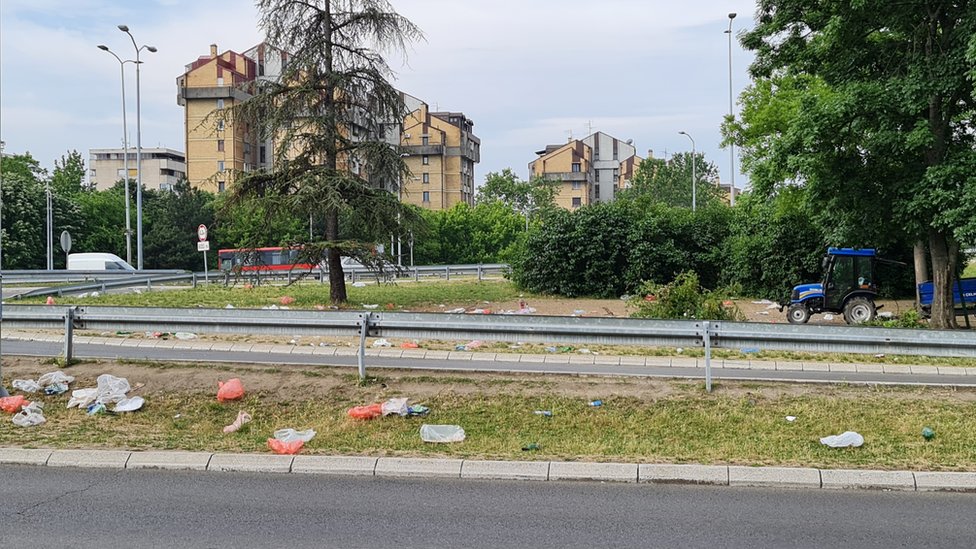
[415,202,524,265]
[731,1,976,328]
[74,182,128,258]
[51,150,86,195]
[143,180,216,270]
[622,152,723,210]
[227,0,423,304]
[477,169,558,227]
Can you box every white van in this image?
[67,253,136,271]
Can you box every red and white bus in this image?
[217,247,314,272]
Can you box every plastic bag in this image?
[223,411,252,434]
[273,428,317,443]
[0,395,28,413]
[12,379,41,393]
[820,431,864,448]
[347,403,383,420]
[38,370,75,387]
[113,396,145,412]
[267,438,304,455]
[381,397,409,417]
[96,374,131,404]
[420,424,466,443]
[67,388,98,409]
[12,402,45,427]
[216,378,245,402]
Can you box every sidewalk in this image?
[2,448,975,492]
[6,332,975,377]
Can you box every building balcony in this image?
[177,86,252,106]
[401,144,445,156]
[546,171,590,182]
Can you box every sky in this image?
[0,0,758,191]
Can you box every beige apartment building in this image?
[529,131,640,209]
[87,148,186,191]
[177,43,479,209]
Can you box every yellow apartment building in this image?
[529,131,640,209]
[177,44,479,208]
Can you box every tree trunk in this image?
[928,229,958,329]
[326,208,346,304]
[322,1,346,305]
[913,240,928,308]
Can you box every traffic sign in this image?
[198,241,210,252]
[60,231,72,254]
[197,224,208,241]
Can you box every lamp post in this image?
[97,45,133,266]
[118,25,156,270]
[725,12,737,206]
[678,131,697,212]
[46,180,53,270]
[0,140,7,397]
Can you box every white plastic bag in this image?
[113,396,145,413]
[13,402,46,427]
[820,431,864,448]
[420,424,465,443]
[67,388,98,409]
[382,397,409,416]
[12,379,41,393]
[95,374,130,404]
[372,338,392,348]
[273,428,317,443]
[37,370,75,386]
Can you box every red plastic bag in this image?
[267,438,304,455]
[217,378,245,402]
[347,403,383,420]
[0,395,28,413]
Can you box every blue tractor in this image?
[784,248,887,325]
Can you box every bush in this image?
[628,271,744,321]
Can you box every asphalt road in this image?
[3,338,972,387]
[2,466,974,548]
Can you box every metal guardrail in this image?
[4,264,510,299]
[0,269,187,285]
[3,304,974,362]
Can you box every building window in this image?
[594,171,600,182]
[572,197,582,208]
[217,119,225,131]
[571,163,581,173]
[422,136,429,146]
[572,181,582,190]
[595,185,600,196]
[217,99,225,109]
[218,181,225,193]
[422,191,430,202]
[422,155,429,165]
[422,173,429,183]
[217,140,225,152]
[218,161,225,172]
[259,145,267,164]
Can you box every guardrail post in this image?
[63,307,75,364]
[192,273,198,289]
[414,267,419,282]
[445,266,450,281]
[357,312,372,380]
[478,263,483,281]
[702,320,713,393]
[147,279,152,291]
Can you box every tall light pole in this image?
[97,45,133,266]
[46,180,53,270]
[119,25,156,270]
[678,131,697,212]
[0,140,7,397]
[725,12,737,206]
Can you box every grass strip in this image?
[2,367,974,471]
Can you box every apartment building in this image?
[177,43,479,209]
[177,43,285,192]
[529,131,640,209]
[400,101,480,209]
[87,148,186,191]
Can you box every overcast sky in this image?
[0,0,757,190]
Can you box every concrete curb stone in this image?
[292,456,378,476]
[375,457,462,478]
[729,466,821,489]
[549,461,637,483]
[820,469,916,491]
[638,464,728,485]
[47,449,131,469]
[461,460,549,481]
[0,448,53,465]
[914,472,976,492]
[208,453,293,473]
[126,451,212,471]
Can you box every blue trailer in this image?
[917,277,976,315]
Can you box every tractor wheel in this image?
[843,296,876,325]
[787,303,811,324]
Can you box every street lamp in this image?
[725,12,737,206]
[46,180,53,270]
[97,44,134,266]
[0,140,7,397]
[678,131,697,212]
[118,25,157,270]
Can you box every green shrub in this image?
[628,271,744,321]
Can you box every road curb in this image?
[3,448,976,493]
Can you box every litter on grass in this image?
[820,431,864,448]
[372,338,392,348]
[267,438,304,455]
[216,378,245,402]
[12,380,41,393]
[273,428,317,443]
[420,424,465,443]
[223,411,252,434]
[13,401,45,427]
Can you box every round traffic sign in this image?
[197,224,208,242]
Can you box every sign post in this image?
[197,224,209,283]
[60,230,72,269]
